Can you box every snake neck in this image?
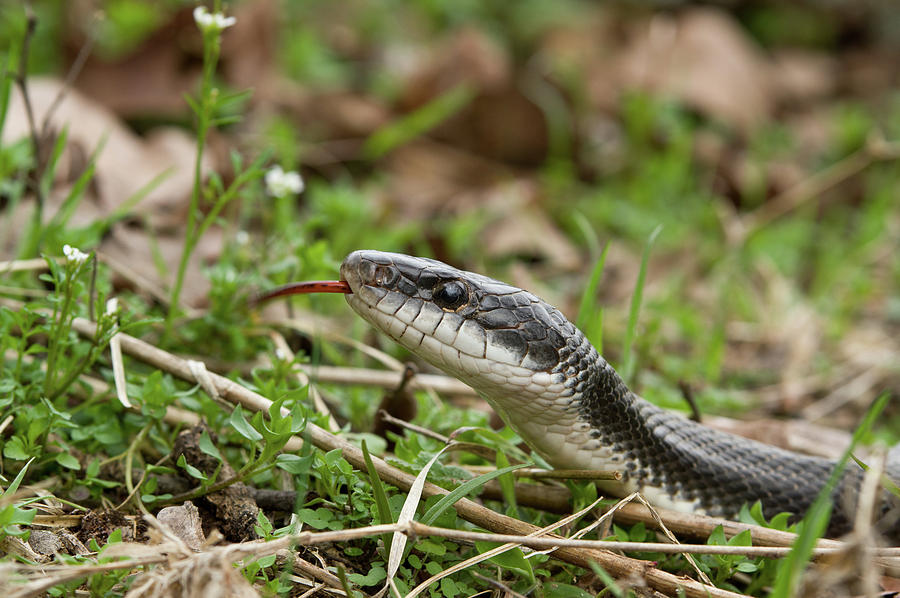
[553,337,860,524]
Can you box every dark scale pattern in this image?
[559,331,892,537]
[341,251,900,540]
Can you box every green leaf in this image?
[230,405,262,442]
[414,538,446,556]
[707,525,727,546]
[575,241,610,350]
[495,451,517,514]
[141,493,173,504]
[55,452,81,470]
[542,583,595,598]
[2,503,37,527]
[275,453,313,474]
[440,576,460,597]
[198,430,223,461]
[727,529,752,547]
[2,437,28,460]
[770,512,793,531]
[474,541,535,583]
[177,454,207,481]
[255,510,273,538]
[587,562,624,598]
[0,503,36,537]
[296,507,335,530]
[346,564,386,587]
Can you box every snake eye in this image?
[432,280,468,311]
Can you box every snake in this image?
[262,250,900,539]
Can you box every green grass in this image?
[1,2,899,597]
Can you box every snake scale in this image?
[292,250,900,539]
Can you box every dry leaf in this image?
[3,78,207,225]
[67,6,201,117]
[770,50,836,104]
[478,181,580,270]
[615,8,775,133]
[157,503,206,552]
[400,27,510,110]
[385,445,450,592]
[221,0,279,92]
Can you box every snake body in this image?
[338,250,899,538]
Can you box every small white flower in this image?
[235,230,250,245]
[105,297,119,315]
[274,348,287,361]
[265,166,304,198]
[193,6,236,32]
[63,244,89,265]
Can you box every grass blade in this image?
[770,393,890,598]
[1,457,34,498]
[419,462,528,526]
[361,439,394,555]
[364,84,474,159]
[621,224,661,382]
[575,241,610,353]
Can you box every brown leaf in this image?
[770,50,836,104]
[157,503,206,552]
[399,27,511,110]
[3,78,222,306]
[615,8,775,133]
[221,0,279,92]
[396,27,548,164]
[381,139,506,219]
[478,181,580,270]
[67,6,201,117]
[4,78,206,224]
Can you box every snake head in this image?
[340,250,578,399]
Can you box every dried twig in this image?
[9,519,900,594]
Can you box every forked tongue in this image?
[251,281,352,305]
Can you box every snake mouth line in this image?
[250,280,352,305]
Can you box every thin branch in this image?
[10,520,900,587]
[305,364,475,396]
[403,522,900,559]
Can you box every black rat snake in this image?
[274,250,900,540]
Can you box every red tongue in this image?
[251,281,352,305]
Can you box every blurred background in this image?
[2,0,899,436]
